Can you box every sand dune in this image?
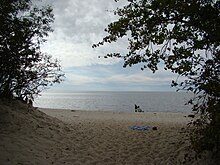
[0,100,214,165]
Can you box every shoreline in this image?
[39,108,192,125]
[38,108,194,164]
[1,101,202,165]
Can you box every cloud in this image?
[40,0,128,68]
[42,38,123,67]
[64,65,177,87]
[35,0,179,91]
[105,73,173,85]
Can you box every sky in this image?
[39,0,178,92]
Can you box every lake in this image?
[34,91,193,112]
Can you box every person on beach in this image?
[135,104,144,112]
[135,104,139,112]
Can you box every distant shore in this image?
[1,101,210,164]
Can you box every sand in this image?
[0,99,213,165]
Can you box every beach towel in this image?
[128,126,151,131]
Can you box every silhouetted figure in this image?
[135,104,144,112]
[135,104,139,112]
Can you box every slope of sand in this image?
[0,100,214,165]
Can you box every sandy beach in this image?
[0,100,212,165]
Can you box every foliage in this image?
[0,0,64,101]
[93,0,220,158]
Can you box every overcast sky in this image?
[39,0,178,92]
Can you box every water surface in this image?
[34,91,193,112]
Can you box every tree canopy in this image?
[0,0,64,101]
[94,0,220,158]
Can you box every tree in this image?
[0,0,64,102]
[93,0,220,158]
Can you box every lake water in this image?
[34,91,193,112]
